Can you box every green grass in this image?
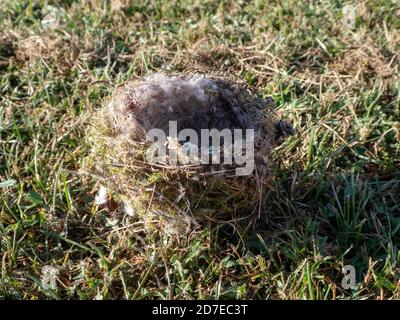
[0,0,399,299]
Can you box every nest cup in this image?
[86,73,287,232]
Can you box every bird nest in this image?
[84,73,293,233]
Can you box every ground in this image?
[0,0,399,300]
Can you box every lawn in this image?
[0,0,399,299]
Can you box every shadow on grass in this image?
[241,168,400,292]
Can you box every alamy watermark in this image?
[41,265,59,291]
[341,265,356,290]
[342,4,356,30]
[146,121,255,176]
